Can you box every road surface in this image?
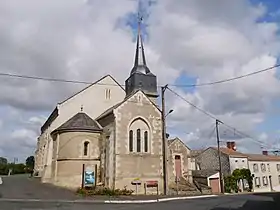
[0,175,280,209]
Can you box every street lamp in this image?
[165,109,174,118]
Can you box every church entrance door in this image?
[175,155,182,178]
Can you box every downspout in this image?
[113,117,117,189]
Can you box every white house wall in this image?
[249,160,280,192]
[229,157,249,173]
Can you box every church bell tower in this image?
[125,15,158,103]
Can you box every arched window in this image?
[129,130,133,152]
[144,131,148,152]
[137,129,141,152]
[84,141,89,156]
[128,118,150,153]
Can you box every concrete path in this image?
[0,175,78,200]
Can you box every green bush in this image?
[76,186,134,196]
[224,169,253,193]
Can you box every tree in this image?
[25,156,35,170]
[224,169,253,193]
[0,157,8,165]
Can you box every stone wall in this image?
[196,148,231,176]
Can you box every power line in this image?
[167,87,275,149]
[0,63,279,87]
[0,72,95,85]
[172,63,280,88]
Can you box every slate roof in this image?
[245,153,280,162]
[52,112,102,134]
[190,149,204,158]
[192,170,219,178]
[210,147,248,158]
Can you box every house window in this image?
[235,160,238,163]
[83,141,89,156]
[144,131,148,152]
[277,164,280,172]
[263,176,268,185]
[255,177,260,187]
[129,130,133,152]
[137,129,141,152]
[105,88,111,100]
[278,175,280,184]
[261,163,266,172]
[253,164,259,172]
[267,164,270,172]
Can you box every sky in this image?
[1,0,280,162]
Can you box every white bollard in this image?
[0,177,2,185]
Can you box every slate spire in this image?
[130,14,150,75]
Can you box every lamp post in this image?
[161,85,174,195]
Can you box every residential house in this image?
[247,151,280,192]
[196,142,249,177]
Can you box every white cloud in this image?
[148,0,280,152]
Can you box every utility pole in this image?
[216,119,224,193]
[161,85,169,195]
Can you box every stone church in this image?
[34,22,196,194]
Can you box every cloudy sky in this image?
[1,0,280,162]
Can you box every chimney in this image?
[231,142,236,151]
[262,151,268,156]
[226,142,232,149]
[226,141,236,151]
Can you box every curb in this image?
[104,199,158,204]
[157,194,218,202]
[104,194,218,204]
[0,195,218,204]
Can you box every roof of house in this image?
[190,149,204,158]
[167,137,191,151]
[52,112,102,134]
[192,170,219,178]
[210,147,248,158]
[167,139,176,146]
[245,153,280,162]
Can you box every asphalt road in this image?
[1,175,280,210]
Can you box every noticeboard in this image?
[83,165,97,187]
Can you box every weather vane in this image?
[138,12,143,23]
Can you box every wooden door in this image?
[210,178,220,193]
